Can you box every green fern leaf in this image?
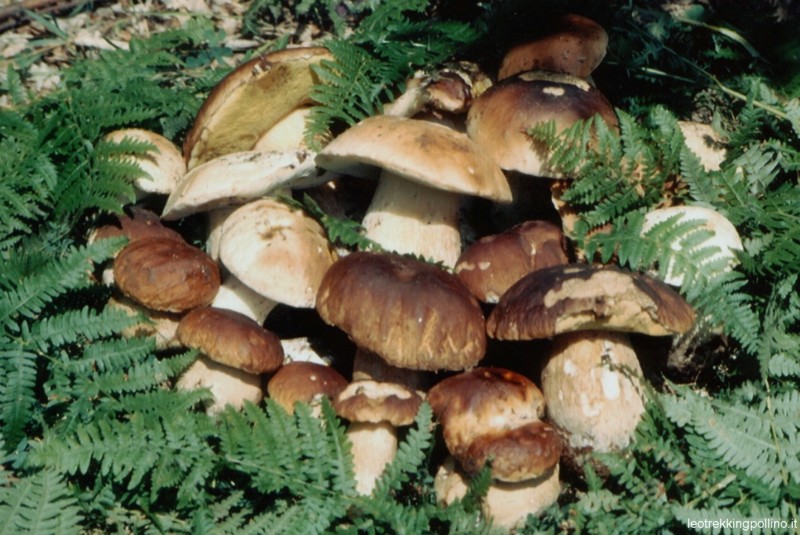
[0,470,83,535]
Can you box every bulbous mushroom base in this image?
[542,331,646,453]
[434,456,561,530]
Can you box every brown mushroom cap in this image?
[316,114,511,202]
[184,46,331,168]
[113,237,220,313]
[498,14,608,80]
[455,220,568,303]
[177,306,284,374]
[91,206,184,244]
[428,368,545,456]
[487,263,696,340]
[466,71,617,178]
[459,420,562,482]
[316,252,487,371]
[334,380,423,427]
[267,361,348,414]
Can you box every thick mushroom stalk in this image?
[362,170,461,266]
[347,421,399,495]
[333,380,423,495]
[542,331,645,452]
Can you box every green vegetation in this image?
[0,0,798,532]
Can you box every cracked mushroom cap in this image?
[487,263,696,340]
[177,306,284,374]
[466,71,617,178]
[459,420,562,482]
[113,237,220,313]
[428,368,546,457]
[316,252,487,371]
[455,220,568,303]
[498,14,608,80]
[183,46,332,169]
[218,198,338,309]
[315,114,511,203]
[334,380,423,427]
[267,361,348,414]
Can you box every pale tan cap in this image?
[316,114,511,202]
[218,198,337,308]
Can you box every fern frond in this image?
[0,470,83,535]
[0,348,38,452]
[21,305,136,352]
[0,238,122,332]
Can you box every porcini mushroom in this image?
[333,380,423,495]
[428,368,562,529]
[316,115,511,267]
[455,220,568,303]
[217,198,338,321]
[498,14,608,80]
[487,264,695,454]
[316,251,487,372]
[267,361,348,416]
[176,306,284,413]
[113,237,220,314]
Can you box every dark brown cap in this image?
[316,252,487,371]
[466,71,617,178]
[183,46,332,169]
[455,220,568,303]
[487,264,696,340]
[428,368,545,456]
[459,420,562,482]
[91,206,183,245]
[498,14,608,80]
[177,306,284,374]
[113,237,220,313]
[267,361,348,414]
[334,380,423,426]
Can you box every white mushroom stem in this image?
[176,355,264,415]
[541,331,645,452]
[361,170,462,267]
[346,421,398,495]
[434,456,561,530]
[212,273,278,324]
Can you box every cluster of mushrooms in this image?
[92,13,744,530]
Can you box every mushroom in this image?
[454,220,569,303]
[333,380,423,495]
[216,198,338,322]
[267,361,348,416]
[176,306,284,413]
[498,14,609,80]
[113,236,220,314]
[316,251,487,372]
[428,368,562,529]
[641,205,743,287]
[466,71,618,180]
[466,70,618,230]
[183,46,332,169]
[487,264,695,454]
[160,148,323,221]
[103,128,185,199]
[316,115,511,267]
